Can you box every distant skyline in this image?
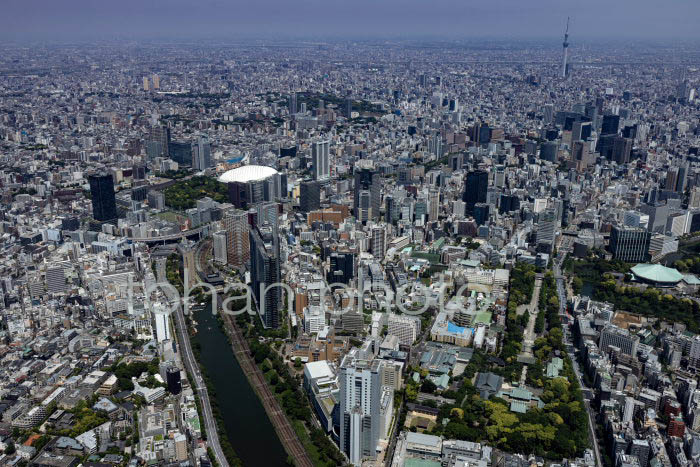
[1,0,699,41]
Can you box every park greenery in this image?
[155,169,191,180]
[110,358,162,391]
[566,256,700,332]
[163,176,228,210]
[166,253,185,295]
[408,263,589,459]
[499,263,536,379]
[595,278,700,333]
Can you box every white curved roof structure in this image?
[218,165,278,183]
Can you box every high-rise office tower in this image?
[476,123,491,145]
[166,367,181,395]
[665,167,679,192]
[256,202,278,228]
[428,133,443,157]
[561,17,570,78]
[143,76,150,91]
[346,97,353,118]
[192,134,212,171]
[612,137,632,164]
[462,170,489,214]
[311,140,330,180]
[249,221,281,329]
[536,209,557,254]
[168,141,193,166]
[629,439,650,467]
[494,166,506,188]
[602,114,621,135]
[152,74,160,89]
[572,140,592,171]
[289,92,298,114]
[543,104,554,125]
[339,349,392,465]
[354,169,381,222]
[572,121,592,141]
[609,226,651,262]
[132,164,146,180]
[473,203,490,226]
[540,142,558,162]
[147,125,171,159]
[222,208,250,269]
[668,164,689,193]
[328,252,355,285]
[385,194,401,225]
[300,180,321,213]
[597,134,616,159]
[88,173,118,222]
[640,203,669,233]
[599,326,639,357]
[45,267,67,294]
[212,231,228,264]
[371,225,387,259]
[428,190,439,222]
[499,194,520,214]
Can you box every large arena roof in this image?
[218,165,278,183]
[631,263,683,284]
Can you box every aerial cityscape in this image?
[0,2,699,467]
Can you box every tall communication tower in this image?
[561,17,570,79]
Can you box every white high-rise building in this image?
[387,313,421,346]
[623,396,636,423]
[452,200,466,217]
[428,190,439,222]
[213,231,228,264]
[303,306,326,334]
[533,198,548,213]
[192,134,212,171]
[312,140,330,181]
[339,346,393,466]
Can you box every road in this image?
[517,275,542,385]
[553,254,602,467]
[156,258,230,467]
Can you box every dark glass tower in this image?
[88,173,117,222]
[249,222,281,329]
[601,114,620,135]
[300,180,321,213]
[327,252,354,285]
[353,168,381,221]
[462,170,489,214]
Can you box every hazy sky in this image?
[2,0,699,41]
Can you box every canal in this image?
[192,305,287,466]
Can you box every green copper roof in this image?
[631,263,683,283]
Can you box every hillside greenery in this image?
[163,176,228,210]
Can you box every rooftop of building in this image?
[630,263,683,284]
[218,165,278,183]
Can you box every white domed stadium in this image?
[218,165,278,183]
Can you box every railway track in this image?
[222,314,313,467]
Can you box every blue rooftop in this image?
[447,321,468,334]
